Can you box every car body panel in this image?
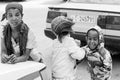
[44,2,120,54]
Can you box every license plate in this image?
[70,14,96,23]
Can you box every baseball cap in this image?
[51,16,74,35]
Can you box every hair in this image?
[86,28,99,38]
[57,23,72,43]
[58,31,69,43]
[7,7,23,16]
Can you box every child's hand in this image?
[98,47,106,59]
[94,61,103,67]
[1,53,9,63]
[9,54,17,64]
[87,56,100,62]
[75,39,81,46]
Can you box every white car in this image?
[44,2,120,55]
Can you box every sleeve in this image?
[26,29,37,49]
[0,26,2,57]
[0,25,4,39]
[68,38,85,60]
[30,48,43,62]
[1,26,7,57]
[27,30,42,62]
[103,49,112,71]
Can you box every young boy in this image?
[51,16,85,80]
[1,2,42,64]
[83,25,112,80]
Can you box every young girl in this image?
[1,3,42,64]
[50,16,85,80]
[83,25,112,80]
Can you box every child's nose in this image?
[12,16,17,20]
[91,39,94,43]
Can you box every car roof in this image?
[49,2,120,14]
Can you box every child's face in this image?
[6,8,22,28]
[87,30,99,50]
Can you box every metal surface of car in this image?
[44,2,120,54]
[0,0,25,2]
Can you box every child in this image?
[51,16,85,80]
[1,3,42,64]
[83,25,112,80]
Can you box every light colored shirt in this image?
[51,36,85,79]
[1,26,41,62]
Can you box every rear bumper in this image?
[44,28,120,54]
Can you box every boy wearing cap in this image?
[1,3,42,64]
[50,16,85,80]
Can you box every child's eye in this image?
[8,13,12,17]
[88,37,92,40]
[16,13,20,17]
[93,38,98,41]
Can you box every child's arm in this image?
[9,49,31,64]
[9,29,38,64]
[26,30,43,62]
[1,38,10,63]
[30,48,43,62]
[86,54,103,67]
[97,48,112,72]
[102,49,112,71]
[68,38,85,60]
[83,46,104,67]
[12,49,31,63]
[83,46,101,62]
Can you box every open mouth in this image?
[11,21,19,25]
[89,43,97,50]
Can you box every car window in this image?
[98,15,120,30]
[47,11,67,23]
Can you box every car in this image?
[44,2,120,55]
[0,0,25,2]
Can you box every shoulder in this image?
[21,23,29,30]
[0,26,3,38]
[0,24,7,38]
[26,29,37,49]
[64,36,77,47]
[99,47,112,60]
[104,48,111,58]
[66,36,75,42]
[101,48,110,55]
[27,29,36,42]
